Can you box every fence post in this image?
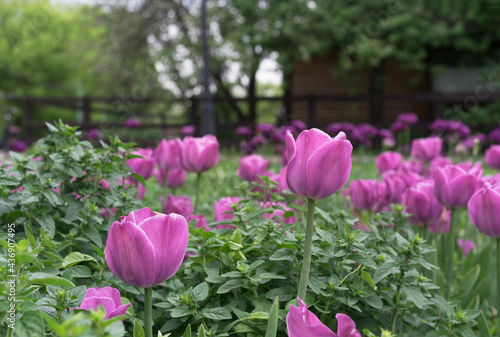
[307,94,316,128]
[190,96,198,129]
[82,96,91,128]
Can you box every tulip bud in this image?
[179,135,219,173]
[468,185,500,237]
[411,137,442,162]
[376,151,402,174]
[154,139,182,170]
[72,287,131,320]
[237,155,270,182]
[433,165,478,208]
[486,145,500,170]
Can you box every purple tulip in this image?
[382,170,411,204]
[390,120,406,133]
[457,239,476,257]
[397,112,419,126]
[128,149,155,181]
[179,135,219,173]
[270,166,289,194]
[256,123,276,139]
[238,155,270,182]
[375,151,403,174]
[181,125,196,137]
[428,157,452,178]
[434,165,478,208]
[486,145,500,170]
[285,128,352,200]
[156,167,187,189]
[214,197,240,229]
[347,179,386,211]
[163,195,194,217]
[154,139,182,170]
[9,139,27,152]
[86,129,100,140]
[124,118,140,128]
[72,287,130,320]
[105,208,189,288]
[468,185,500,237]
[403,180,444,226]
[290,119,307,133]
[286,298,361,337]
[186,214,210,231]
[236,126,253,137]
[411,137,442,162]
[429,209,450,234]
[490,128,500,144]
[262,202,296,225]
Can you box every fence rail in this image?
[22,91,500,144]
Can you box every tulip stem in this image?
[445,208,458,299]
[144,287,153,337]
[297,198,316,300]
[194,173,202,212]
[497,237,500,337]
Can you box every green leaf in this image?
[171,307,196,318]
[193,282,209,301]
[200,307,232,320]
[28,272,75,287]
[16,311,45,337]
[269,248,294,261]
[373,262,398,283]
[198,324,206,337]
[364,295,383,309]
[360,271,377,290]
[42,190,62,207]
[36,215,55,238]
[133,320,145,337]
[402,285,425,309]
[62,252,97,268]
[182,325,191,337]
[217,279,246,294]
[264,297,279,337]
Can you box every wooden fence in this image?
[22,91,500,144]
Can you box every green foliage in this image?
[0,122,488,336]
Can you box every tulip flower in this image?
[286,298,361,337]
[403,180,443,226]
[411,137,442,162]
[124,118,140,128]
[457,239,476,257]
[429,209,450,234]
[154,139,182,171]
[238,155,270,182]
[105,208,188,288]
[181,125,196,136]
[214,197,240,229]
[383,171,411,204]
[433,165,478,208]
[156,167,187,190]
[376,151,402,174]
[163,195,194,218]
[434,164,478,298]
[428,157,452,178]
[105,208,188,337]
[486,145,500,170]
[286,128,352,200]
[397,112,418,126]
[348,179,386,211]
[72,287,130,320]
[128,149,155,182]
[468,184,500,325]
[290,119,307,133]
[179,135,219,210]
[285,128,352,300]
[186,214,210,231]
[236,126,253,137]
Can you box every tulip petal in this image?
[306,138,352,199]
[139,214,189,285]
[286,300,337,337]
[105,221,155,288]
[80,297,116,318]
[469,188,500,237]
[97,286,123,307]
[108,302,131,319]
[336,314,361,337]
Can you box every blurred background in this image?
[1,0,500,147]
